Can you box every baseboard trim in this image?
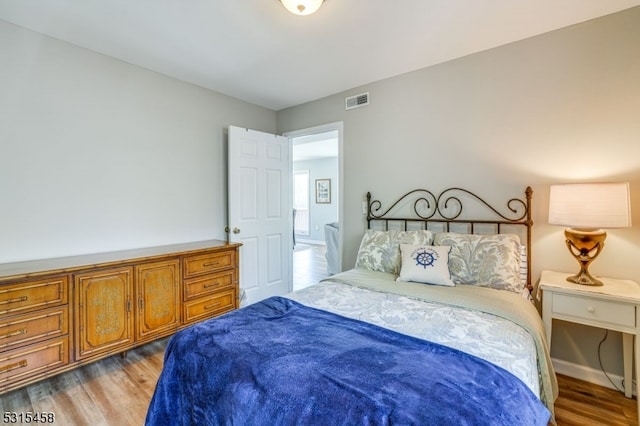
[296,239,326,245]
[552,357,635,395]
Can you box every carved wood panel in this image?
[74,267,133,359]
[135,259,180,342]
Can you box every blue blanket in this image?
[146,297,550,425]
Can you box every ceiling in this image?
[1,1,638,111]
[292,130,338,162]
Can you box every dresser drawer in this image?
[183,290,236,325]
[0,276,68,317]
[0,306,69,352]
[0,336,69,386]
[553,293,636,328]
[183,251,235,278]
[184,271,234,301]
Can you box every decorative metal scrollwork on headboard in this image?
[367,187,532,227]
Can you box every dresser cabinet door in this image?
[135,259,180,342]
[74,267,134,360]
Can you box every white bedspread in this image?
[286,277,540,398]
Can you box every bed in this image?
[146,186,558,425]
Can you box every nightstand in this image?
[539,270,640,416]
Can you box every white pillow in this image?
[397,244,455,287]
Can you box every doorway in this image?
[286,123,343,291]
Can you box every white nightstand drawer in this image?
[553,293,636,328]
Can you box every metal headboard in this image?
[366,187,533,291]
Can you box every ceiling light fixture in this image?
[280,0,324,16]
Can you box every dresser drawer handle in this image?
[0,329,27,340]
[587,306,596,313]
[0,360,28,373]
[204,302,221,310]
[0,296,28,306]
[203,282,219,289]
[203,262,219,267]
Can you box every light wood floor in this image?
[0,338,636,425]
[293,242,329,291]
[555,373,638,425]
[0,341,166,426]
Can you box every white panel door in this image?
[228,126,291,305]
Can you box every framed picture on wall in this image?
[315,179,331,204]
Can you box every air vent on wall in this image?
[345,92,369,110]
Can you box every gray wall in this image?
[278,7,640,380]
[0,20,276,262]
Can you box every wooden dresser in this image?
[0,240,240,394]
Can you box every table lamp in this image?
[548,182,631,286]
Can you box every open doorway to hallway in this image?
[289,126,341,291]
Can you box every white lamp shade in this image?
[548,182,632,229]
[281,0,324,15]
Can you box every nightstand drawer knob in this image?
[587,306,596,313]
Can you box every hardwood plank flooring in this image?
[0,339,166,426]
[1,338,636,425]
[293,242,329,291]
[554,373,638,425]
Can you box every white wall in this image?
[293,157,339,242]
[278,7,640,379]
[0,20,276,262]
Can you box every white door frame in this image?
[285,122,343,275]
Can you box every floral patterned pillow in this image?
[432,232,522,293]
[355,230,434,274]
